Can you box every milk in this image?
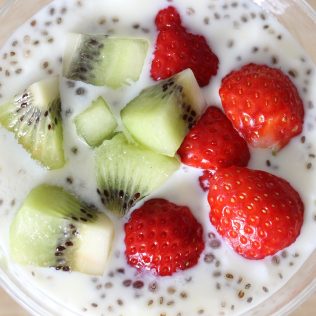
[0,0,315,315]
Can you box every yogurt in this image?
[0,0,315,315]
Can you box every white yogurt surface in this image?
[0,0,315,315]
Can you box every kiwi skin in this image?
[0,77,65,169]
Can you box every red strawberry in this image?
[177,106,250,171]
[155,6,182,31]
[124,198,204,276]
[151,6,219,87]
[208,166,304,260]
[219,63,304,150]
[198,170,213,192]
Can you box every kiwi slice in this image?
[10,184,114,276]
[0,77,65,169]
[95,133,180,217]
[63,33,149,89]
[121,69,206,157]
[74,96,117,147]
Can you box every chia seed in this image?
[141,28,150,33]
[96,284,102,290]
[117,299,123,306]
[213,271,221,277]
[252,46,259,53]
[186,7,195,15]
[288,69,297,78]
[133,280,144,289]
[209,239,221,249]
[42,61,49,69]
[227,39,234,48]
[76,87,85,95]
[247,297,253,303]
[272,256,280,265]
[66,177,73,184]
[238,290,245,299]
[167,287,176,294]
[98,17,106,25]
[204,253,215,263]
[116,268,125,274]
[272,56,278,64]
[66,80,76,88]
[123,279,132,287]
[148,281,158,292]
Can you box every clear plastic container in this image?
[0,0,315,315]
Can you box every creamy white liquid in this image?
[0,0,315,315]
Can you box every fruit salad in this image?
[0,0,315,316]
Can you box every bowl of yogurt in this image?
[0,0,316,316]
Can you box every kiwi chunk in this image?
[10,184,114,275]
[0,77,65,169]
[121,69,205,156]
[74,96,117,147]
[95,133,180,216]
[63,33,149,89]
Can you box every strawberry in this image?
[199,170,213,192]
[124,198,204,276]
[208,166,304,260]
[219,63,304,150]
[155,6,181,31]
[151,6,219,87]
[177,106,250,171]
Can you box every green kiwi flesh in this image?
[0,77,65,169]
[121,69,206,157]
[10,184,114,276]
[63,34,149,89]
[74,96,117,147]
[95,133,180,217]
